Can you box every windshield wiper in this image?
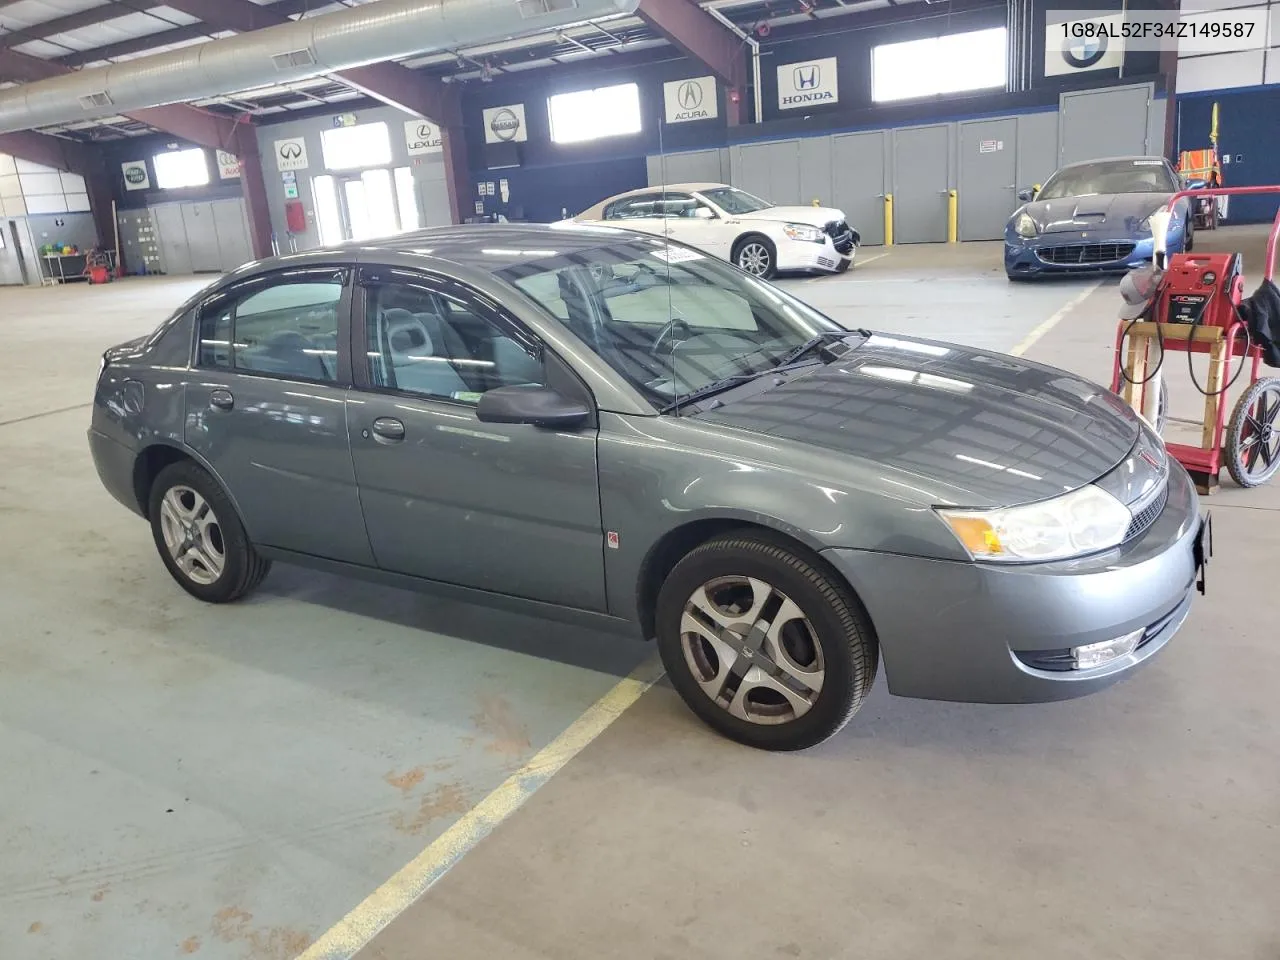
[774,329,871,369]
[658,330,871,415]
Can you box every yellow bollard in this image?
[948,189,958,243]
[884,193,894,246]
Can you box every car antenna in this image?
[657,101,679,413]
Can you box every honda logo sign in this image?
[777,57,838,109]
[663,76,717,124]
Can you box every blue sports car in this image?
[1005,156,1193,280]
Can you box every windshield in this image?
[1037,160,1177,201]
[498,237,841,410]
[700,187,772,215]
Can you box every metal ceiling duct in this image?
[0,0,641,134]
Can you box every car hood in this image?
[690,334,1141,507]
[736,205,846,227]
[1020,192,1170,235]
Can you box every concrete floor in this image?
[2,229,1278,959]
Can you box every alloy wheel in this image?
[737,243,771,277]
[680,575,824,725]
[158,485,226,585]
[1231,381,1280,485]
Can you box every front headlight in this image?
[1137,215,1153,234]
[1014,212,1038,238]
[936,484,1131,563]
[783,223,825,243]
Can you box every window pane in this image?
[366,279,542,403]
[312,175,344,245]
[344,180,371,241]
[549,83,642,144]
[153,148,210,189]
[229,281,343,381]
[362,168,398,239]
[872,28,1006,102]
[321,122,392,170]
[395,167,420,232]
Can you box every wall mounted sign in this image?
[664,76,718,123]
[284,184,300,199]
[405,118,443,155]
[482,104,528,144]
[121,160,150,191]
[274,137,309,172]
[776,57,839,110]
[333,113,358,128]
[216,150,241,179]
[979,139,1004,153]
[282,171,297,184]
[1043,14,1125,76]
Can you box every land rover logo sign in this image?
[663,76,717,124]
[121,161,150,191]
[405,118,443,155]
[274,137,310,172]
[482,104,527,144]
[777,57,838,110]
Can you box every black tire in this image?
[655,532,878,751]
[1154,376,1170,435]
[732,235,777,279]
[148,460,271,603]
[1225,378,1280,488]
[1184,216,1195,253]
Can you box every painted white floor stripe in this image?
[297,654,666,960]
[1009,281,1102,357]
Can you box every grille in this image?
[825,220,855,254]
[1038,242,1136,265]
[1123,481,1169,543]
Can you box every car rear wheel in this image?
[655,533,878,751]
[733,236,776,279]
[149,461,271,603]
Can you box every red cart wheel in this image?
[1226,378,1280,488]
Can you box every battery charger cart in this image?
[1112,185,1280,493]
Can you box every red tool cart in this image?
[1112,185,1280,493]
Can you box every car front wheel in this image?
[655,533,878,750]
[734,236,777,279]
[149,460,271,603]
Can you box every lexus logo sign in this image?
[663,76,717,124]
[777,57,838,109]
[483,103,528,144]
[274,137,309,171]
[404,118,443,155]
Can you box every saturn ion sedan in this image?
[89,224,1207,750]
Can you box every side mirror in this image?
[476,385,591,428]
[694,206,715,220]
[1017,188,1036,203]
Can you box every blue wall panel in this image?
[1177,88,1280,226]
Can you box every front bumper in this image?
[1005,233,1160,277]
[776,235,855,274]
[822,460,1202,703]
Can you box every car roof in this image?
[223,223,650,281]
[600,182,728,201]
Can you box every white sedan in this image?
[571,183,859,279]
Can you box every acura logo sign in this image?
[677,80,703,110]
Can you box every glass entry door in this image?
[313,168,417,246]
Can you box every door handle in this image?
[371,417,406,443]
[209,389,234,411]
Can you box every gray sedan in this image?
[89,224,1207,750]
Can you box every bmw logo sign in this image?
[1062,33,1108,69]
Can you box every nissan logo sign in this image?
[489,108,521,142]
[677,80,703,111]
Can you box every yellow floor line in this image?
[1009,281,1102,356]
[297,654,667,960]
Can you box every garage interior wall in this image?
[253,104,452,252]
